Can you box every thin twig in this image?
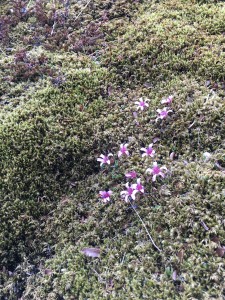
[120,252,126,264]
[200,219,209,231]
[0,47,5,54]
[129,199,162,252]
[74,0,93,21]
[51,21,56,35]
[91,268,104,283]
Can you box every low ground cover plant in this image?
[0,0,224,299]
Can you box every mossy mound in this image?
[4,77,222,300]
[102,0,225,86]
[0,0,225,299]
[0,60,110,269]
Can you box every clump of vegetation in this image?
[8,48,54,82]
[0,0,224,299]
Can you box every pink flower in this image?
[120,183,137,202]
[156,107,172,122]
[97,153,113,166]
[99,190,113,203]
[125,171,137,179]
[140,144,155,158]
[135,97,149,111]
[146,162,167,182]
[118,144,129,158]
[161,95,173,105]
[132,178,144,193]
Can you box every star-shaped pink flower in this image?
[140,144,155,158]
[118,144,129,158]
[135,97,149,111]
[156,107,172,122]
[99,190,113,203]
[132,178,144,193]
[120,183,137,202]
[161,95,173,105]
[97,153,113,166]
[146,162,167,182]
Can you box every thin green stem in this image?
[129,199,162,252]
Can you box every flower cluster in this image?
[156,95,173,122]
[121,178,144,202]
[98,95,173,203]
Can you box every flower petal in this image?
[161,166,167,171]
[122,195,129,202]
[131,190,137,200]
[146,168,152,174]
[152,174,157,182]
[125,182,130,188]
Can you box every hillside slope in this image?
[0,0,224,299]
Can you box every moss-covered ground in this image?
[0,0,224,299]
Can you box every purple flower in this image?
[118,144,129,158]
[99,190,113,203]
[135,97,149,111]
[156,107,172,122]
[132,178,144,193]
[97,153,113,166]
[125,171,137,179]
[140,144,155,158]
[161,95,173,105]
[120,183,137,203]
[146,162,167,182]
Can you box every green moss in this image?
[0,65,109,269]
[17,159,224,299]
[0,0,225,299]
[102,0,225,85]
